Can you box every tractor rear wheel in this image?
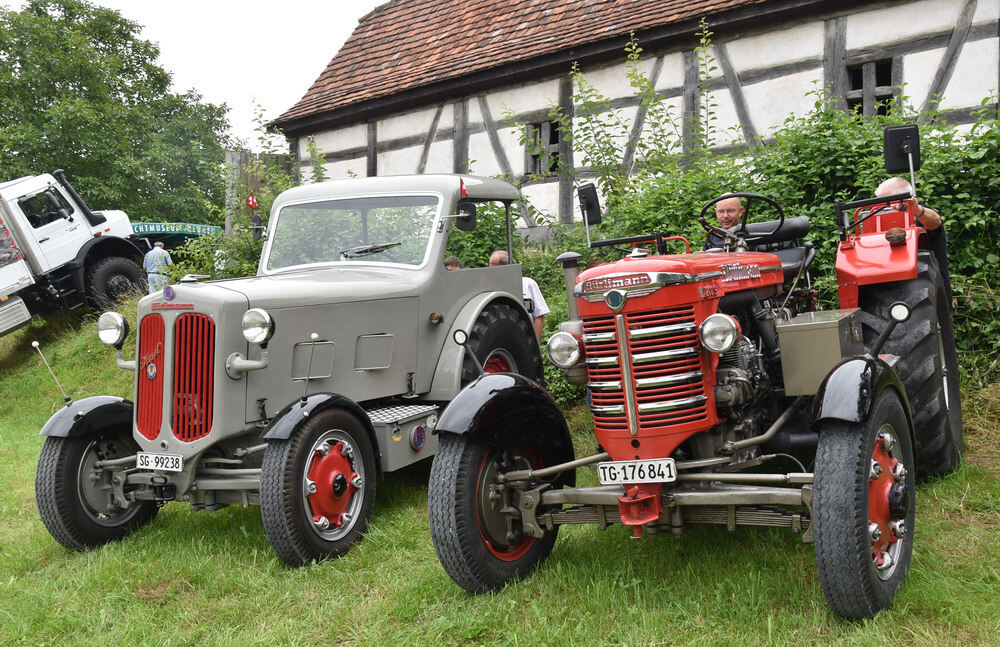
[813,388,915,619]
[859,251,961,479]
[428,433,558,592]
[87,256,144,308]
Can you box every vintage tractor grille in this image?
[136,314,165,440]
[171,313,215,442]
[584,306,708,434]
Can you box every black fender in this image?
[39,395,133,438]
[262,393,381,472]
[811,356,915,445]
[437,372,576,487]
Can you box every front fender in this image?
[811,356,913,437]
[39,395,133,438]
[437,373,575,486]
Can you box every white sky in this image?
[5,0,385,150]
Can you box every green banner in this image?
[131,222,221,236]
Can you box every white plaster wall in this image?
[468,131,501,177]
[377,145,422,176]
[974,0,1000,22]
[653,52,686,91]
[847,0,960,50]
[726,21,824,72]
[902,48,945,109]
[634,95,686,158]
[704,89,743,147]
[310,124,367,156]
[495,126,525,175]
[743,71,822,137]
[424,139,453,174]
[520,183,559,221]
[323,158,367,180]
[585,58,656,98]
[487,80,561,118]
[938,38,1000,109]
[437,103,454,131]
[379,106,440,141]
[571,106,635,168]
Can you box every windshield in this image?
[265,195,439,271]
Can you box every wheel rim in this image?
[483,349,516,374]
[106,274,134,301]
[476,447,536,561]
[302,430,365,541]
[868,424,911,581]
[76,436,144,527]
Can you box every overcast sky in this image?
[5,0,385,149]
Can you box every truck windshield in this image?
[265,195,439,271]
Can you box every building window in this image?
[525,121,560,176]
[845,58,898,117]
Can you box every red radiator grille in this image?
[136,314,165,440]
[584,306,709,433]
[172,313,215,442]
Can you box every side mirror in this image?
[456,200,477,231]
[251,213,263,241]
[577,183,602,226]
[883,125,921,174]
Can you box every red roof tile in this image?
[274,0,771,129]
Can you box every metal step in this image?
[0,295,32,336]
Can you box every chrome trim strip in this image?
[582,331,616,343]
[635,371,704,389]
[759,265,783,273]
[585,355,618,367]
[590,404,625,415]
[615,314,638,436]
[637,395,708,413]
[588,380,622,392]
[629,322,697,340]
[632,347,700,363]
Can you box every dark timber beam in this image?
[921,0,977,118]
[558,76,575,224]
[715,41,759,145]
[479,96,536,227]
[623,56,665,173]
[417,104,444,174]
[453,100,469,174]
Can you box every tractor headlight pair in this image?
[241,308,274,345]
[699,313,741,353]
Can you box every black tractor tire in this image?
[260,408,377,566]
[462,302,545,386]
[813,388,915,619]
[428,433,558,593]
[87,256,145,309]
[858,250,962,479]
[35,432,158,550]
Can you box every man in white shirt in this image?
[488,250,549,338]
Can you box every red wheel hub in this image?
[306,441,358,529]
[868,435,901,569]
[476,447,537,561]
[483,354,513,373]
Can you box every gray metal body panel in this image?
[776,308,863,395]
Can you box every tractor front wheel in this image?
[813,388,915,619]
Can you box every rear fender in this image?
[39,395,133,438]
[811,356,915,449]
[836,229,924,308]
[437,373,576,487]
[262,393,381,474]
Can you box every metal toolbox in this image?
[775,308,863,396]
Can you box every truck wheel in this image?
[462,303,545,385]
[428,433,558,593]
[87,256,144,308]
[813,388,914,619]
[859,251,962,479]
[35,432,158,550]
[260,409,376,566]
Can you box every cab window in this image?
[18,188,75,229]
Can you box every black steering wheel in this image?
[698,193,786,250]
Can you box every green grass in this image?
[2,309,999,646]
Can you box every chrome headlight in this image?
[699,313,740,353]
[97,312,129,347]
[547,331,583,368]
[241,308,274,344]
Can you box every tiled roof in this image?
[273,0,772,130]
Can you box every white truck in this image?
[0,170,148,336]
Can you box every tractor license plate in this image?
[136,452,183,472]
[597,458,677,485]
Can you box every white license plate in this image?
[136,452,183,472]
[597,458,677,485]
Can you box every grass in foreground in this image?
[1,310,999,646]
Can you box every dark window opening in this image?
[526,121,560,176]
[18,188,75,229]
[846,59,898,117]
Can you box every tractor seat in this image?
[741,216,812,282]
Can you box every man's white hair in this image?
[876,177,912,197]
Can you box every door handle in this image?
[38,237,49,243]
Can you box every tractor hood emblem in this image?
[605,289,627,312]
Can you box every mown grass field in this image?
[1,309,998,646]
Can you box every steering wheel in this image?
[698,193,786,251]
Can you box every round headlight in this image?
[547,331,583,368]
[241,308,274,344]
[699,313,740,353]
[97,312,129,347]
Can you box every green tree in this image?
[0,0,232,223]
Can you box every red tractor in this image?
[426,125,961,619]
